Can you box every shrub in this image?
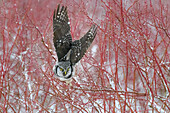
[0,0,169,112]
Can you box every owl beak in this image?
[64,71,67,75]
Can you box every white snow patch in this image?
[45,43,48,47]
[91,45,98,57]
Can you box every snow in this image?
[20,49,29,55]
[45,43,48,47]
[91,44,98,57]
[1,0,169,112]
[49,49,53,52]
[35,26,39,29]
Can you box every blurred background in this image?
[0,0,169,112]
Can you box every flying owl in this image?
[53,4,97,81]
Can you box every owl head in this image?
[53,60,75,81]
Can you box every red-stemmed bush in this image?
[0,0,169,112]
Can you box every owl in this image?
[53,4,97,81]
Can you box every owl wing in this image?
[70,25,97,65]
[53,4,72,61]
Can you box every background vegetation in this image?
[0,0,169,112]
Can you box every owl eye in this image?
[59,67,63,71]
[67,68,70,71]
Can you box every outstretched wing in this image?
[70,25,97,65]
[53,4,72,61]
